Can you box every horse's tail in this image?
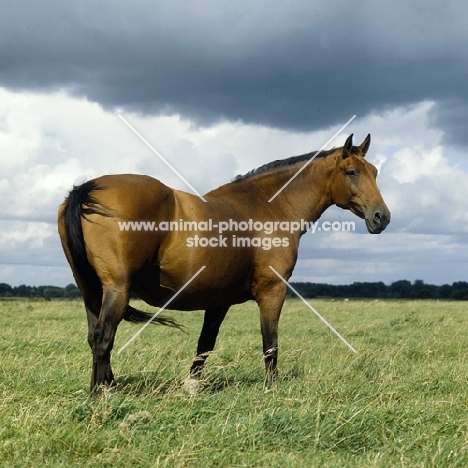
[124,306,185,331]
[61,180,104,292]
[60,180,183,330]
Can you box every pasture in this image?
[1,298,468,467]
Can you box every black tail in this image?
[62,180,104,292]
[124,306,186,332]
[61,180,183,330]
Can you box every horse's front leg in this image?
[255,280,287,387]
[184,306,230,395]
[190,305,230,378]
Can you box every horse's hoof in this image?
[183,376,200,397]
[91,383,117,399]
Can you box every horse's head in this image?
[330,134,390,234]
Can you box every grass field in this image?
[1,298,468,467]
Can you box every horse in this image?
[58,134,390,393]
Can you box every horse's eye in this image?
[345,168,357,177]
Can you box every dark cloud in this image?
[429,99,468,148]
[2,1,468,143]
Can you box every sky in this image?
[1,0,468,287]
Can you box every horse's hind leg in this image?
[189,305,230,378]
[89,284,130,392]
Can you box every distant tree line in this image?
[0,283,82,298]
[1,280,468,300]
[288,280,468,300]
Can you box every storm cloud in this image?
[2,1,467,142]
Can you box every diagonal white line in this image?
[269,266,357,353]
[118,114,207,202]
[117,265,206,354]
[268,115,356,202]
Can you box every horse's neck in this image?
[264,160,333,223]
[204,158,334,222]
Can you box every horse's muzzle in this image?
[365,206,391,234]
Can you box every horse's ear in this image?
[358,134,371,158]
[343,134,353,159]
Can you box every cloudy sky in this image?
[1,0,468,287]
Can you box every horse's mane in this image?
[232,147,337,182]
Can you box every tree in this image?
[453,289,468,300]
[389,280,412,298]
[438,284,453,299]
[14,284,31,297]
[64,284,82,298]
[43,287,64,298]
[0,283,13,296]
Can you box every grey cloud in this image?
[429,99,468,148]
[1,1,468,142]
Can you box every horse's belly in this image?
[132,263,253,311]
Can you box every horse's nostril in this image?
[374,211,382,223]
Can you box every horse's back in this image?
[90,174,175,219]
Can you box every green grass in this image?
[1,298,468,466]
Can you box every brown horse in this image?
[58,134,390,393]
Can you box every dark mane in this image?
[232,147,337,182]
